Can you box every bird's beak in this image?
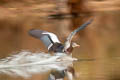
[72,43,80,48]
[75,44,80,47]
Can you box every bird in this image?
[48,66,75,80]
[28,19,93,80]
[28,19,93,55]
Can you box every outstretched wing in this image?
[64,19,93,51]
[29,29,61,50]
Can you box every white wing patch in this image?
[48,43,53,50]
[42,32,60,43]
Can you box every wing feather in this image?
[29,29,61,50]
[64,19,93,51]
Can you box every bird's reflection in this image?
[48,66,75,80]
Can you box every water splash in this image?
[0,51,77,78]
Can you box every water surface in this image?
[0,0,120,80]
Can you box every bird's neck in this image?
[65,44,73,54]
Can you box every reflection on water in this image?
[0,0,120,80]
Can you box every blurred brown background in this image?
[0,0,120,80]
